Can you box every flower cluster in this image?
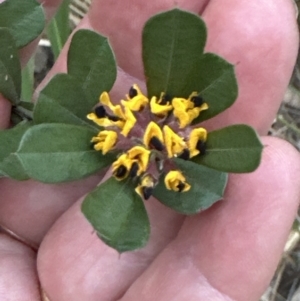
[87,85,208,200]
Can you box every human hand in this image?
[0,0,299,300]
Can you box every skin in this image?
[0,0,299,300]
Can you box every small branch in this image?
[11,104,33,123]
[277,115,300,135]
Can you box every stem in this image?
[12,105,33,121]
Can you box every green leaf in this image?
[0,0,45,48]
[193,125,263,172]
[0,28,21,104]
[82,177,150,253]
[34,73,96,128]
[0,122,31,180]
[192,53,238,123]
[142,9,238,119]
[47,0,71,59]
[153,159,227,214]
[143,9,207,98]
[68,29,117,105]
[16,123,114,183]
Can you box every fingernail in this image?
[41,289,51,301]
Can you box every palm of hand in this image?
[0,1,299,300]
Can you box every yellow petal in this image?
[99,91,126,120]
[200,103,209,111]
[112,105,126,120]
[172,98,191,128]
[87,113,97,121]
[135,174,155,200]
[99,91,113,107]
[143,121,164,149]
[183,92,197,110]
[150,96,173,116]
[188,127,207,158]
[112,154,133,180]
[127,84,146,99]
[164,170,191,192]
[122,84,149,111]
[87,113,115,127]
[93,141,104,151]
[163,125,186,158]
[127,146,150,172]
[172,93,209,128]
[98,130,118,154]
[121,106,136,137]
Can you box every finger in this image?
[0,173,105,248]
[0,95,11,129]
[0,233,40,301]
[118,136,300,301]
[88,0,210,79]
[202,0,299,134]
[37,194,184,301]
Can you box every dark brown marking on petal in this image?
[149,136,164,151]
[107,115,120,122]
[196,140,206,155]
[142,187,153,200]
[177,182,186,192]
[95,105,106,118]
[129,86,138,99]
[178,149,190,160]
[191,96,204,107]
[159,94,172,105]
[114,165,127,178]
[129,162,139,178]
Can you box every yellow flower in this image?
[112,146,150,181]
[87,86,210,199]
[143,121,164,151]
[121,106,137,137]
[100,91,126,120]
[163,125,186,158]
[112,154,133,180]
[121,84,149,111]
[150,93,173,117]
[135,174,155,200]
[87,112,115,127]
[164,170,191,192]
[127,146,150,174]
[172,92,208,128]
[91,130,118,154]
[188,127,207,158]
[87,92,126,129]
